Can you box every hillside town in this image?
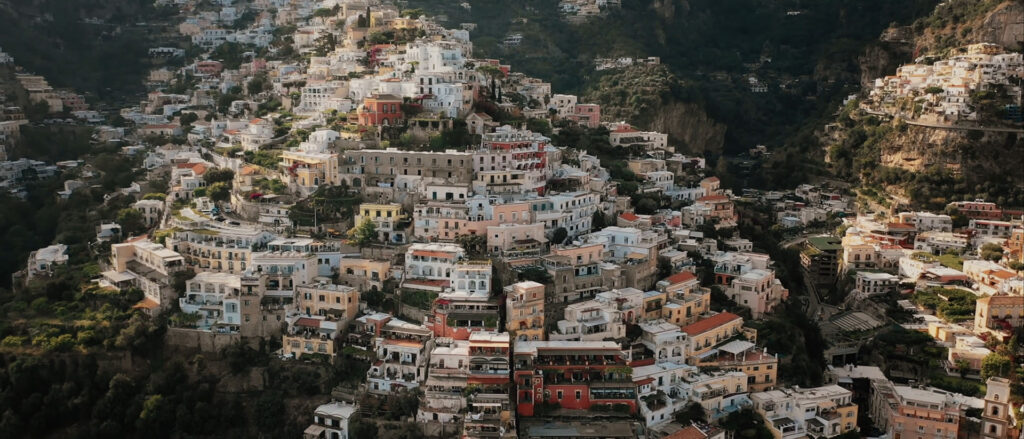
[1,0,1022,439]
[863,43,1024,124]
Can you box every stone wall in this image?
[165,327,252,352]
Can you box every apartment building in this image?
[168,227,275,275]
[506,281,546,341]
[750,385,858,439]
[974,295,1024,340]
[367,317,434,394]
[725,269,788,319]
[638,320,689,364]
[970,220,1015,240]
[336,258,391,291]
[426,261,501,340]
[283,314,340,359]
[680,312,744,359]
[296,283,359,321]
[107,239,186,312]
[419,338,470,423]
[871,381,968,439]
[354,203,409,244]
[657,271,711,326]
[514,341,637,416]
[403,243,466,291]
[712,251,771,286]
[855,272,899,296]
[694,340,777,392]
[801,237,842,287]
[340,148,474,188]
[543,243,623,303]
[487,222,548,258]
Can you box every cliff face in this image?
[878,124,1024,187]
[584,64,727,156]
[834,0,1024,196]
[913,0,1024,54]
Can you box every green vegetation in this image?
[912,287,977,322]
[347,218,378,247]
[409,0,939,188]
[401,290,437,310]
[0,0,178,105]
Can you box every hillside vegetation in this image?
[407,0,941,189]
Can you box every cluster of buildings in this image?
[864,43,1024,123]
[11,0,1023,438]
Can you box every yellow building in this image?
[280,149,340,190]
[642,290,667,320]
[680,312,744,358]
[505,281,545,342]
[354,203,408,244]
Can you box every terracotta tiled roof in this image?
[664,271,697,285]
[619,212,640,222]
[664,426,708,439]
[681,312,741,336]
[295,317,321,328]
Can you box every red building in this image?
[568,103,601,128]
[357,94,404,126]
[513,341,637,416]
[426,295,502,340]
[949,200,1003,220]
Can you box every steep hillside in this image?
[407,0,941,189]
[912,0,1024,55]
[825,0,1024,209]
[0,0,180,106]
[583,65,726,155]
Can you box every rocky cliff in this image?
[827,0,1024,207]
[584,64,727,156]
[878,124,1024,184]
[914,0,1024,54]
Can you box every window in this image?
[575,391,581,400]
[557,390,563,400]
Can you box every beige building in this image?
[751,385,858,439]
[974,295,1024,340]
[336,258,391,291]
[296,283,360,322]
[340,148,475,188]
[505,281,546,342]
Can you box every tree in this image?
[347,217,378,247]
[955,358,971,378]
[203,168,235,185]
[207,182,231,203]
[456,234,487,258]
[980,243,1004,262]
[636,197,658,214]
[551,227,568,245]
[981,352,1012,380]
[591,210,607,232]
[518,266,552,284]
[179,112,199,125]
[674,402,706,425]
[116,208,146,236]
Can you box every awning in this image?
[697,348,719,359]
